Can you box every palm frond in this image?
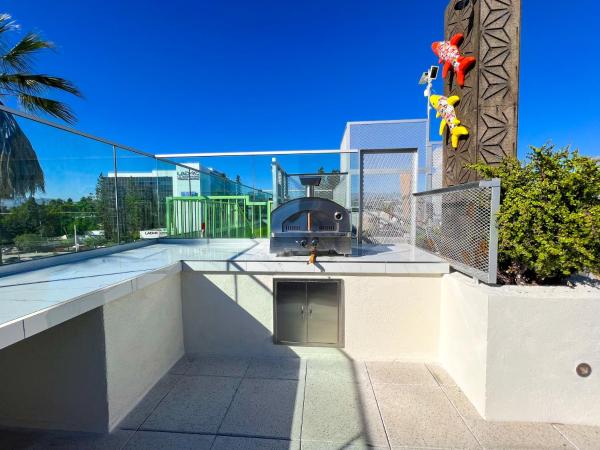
[0,13,19,36]
[0,73,82,97]
[0,106,45,198]
[1,32,54,72]
[18,93,76,124]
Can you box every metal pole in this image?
[112,145,121,244]
[271,158,279,209]
[425,78,433,191]
[155,159,161,228]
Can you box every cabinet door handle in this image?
[301,305,304,315]
[309,305,312,315]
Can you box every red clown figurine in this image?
[431,33,476,87]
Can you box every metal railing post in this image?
[357,150,363,244]
[410,149,418,245]
[271,158,279,209]
[487,179,501,284]
[112,145,121,244]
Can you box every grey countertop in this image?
[0,239,448,350]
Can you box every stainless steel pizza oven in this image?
[270,176,352,256]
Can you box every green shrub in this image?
[14,233,44,252]
[83,235,107,248]
[470,145,600,285]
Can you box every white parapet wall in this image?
[181,272,443,361]
[440,272,600,426]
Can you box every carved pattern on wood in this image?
[443,0,520,186]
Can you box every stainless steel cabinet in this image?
[275,281,307,344]
[274,279,342,347]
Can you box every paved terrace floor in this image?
[1,357,599,449]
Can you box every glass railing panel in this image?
[157,158,201,239]
[113,148,165,243]
[0,110,116,265]
[161,154,275,239]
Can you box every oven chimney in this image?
[298,175,322,198]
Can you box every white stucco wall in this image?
[485,292,600,425]
[0,308,110,432]
[439,273,488,415]
[440,272,600,426]
[182,272,442,361]
[104,271,184,430]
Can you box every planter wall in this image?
[441,272,600,426]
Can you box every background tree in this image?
[0,13,82,262]
[95,173,116,242]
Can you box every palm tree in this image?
[0,13,81,261]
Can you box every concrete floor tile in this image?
[36,430,133,450]
[306,359,370,385]
[554,424,600,450]
[212,436,300,450]
[302,379,388,447]
[119,374,182,429]
[169,356,193,375]
[301,440,389,449]
[141,375,240,433]
[0,428,48,449]
[286,347,352,360]
[0,428,135,450]
[443,386,571,449]
[366,362,437,386]
[425,363,457,387]
[373,384,479,449]
[246,357,306,380]
[187,355,250,377]
[123,430,214,449]
[219,378,304,439]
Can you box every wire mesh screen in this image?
[285,173,347,205]
[359,149,417,244]
[431,143,444,190]
[414,179,500,283]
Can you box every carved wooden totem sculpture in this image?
[443,0,521,186]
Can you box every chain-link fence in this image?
[413,179,500,283]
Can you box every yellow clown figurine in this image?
[429,95,469,148]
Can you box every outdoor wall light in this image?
[576,363,592,378]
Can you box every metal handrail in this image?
[413,178,501,196]
[0,103,200,176]
[0,103,272,195]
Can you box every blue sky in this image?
[3,0,599,198]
